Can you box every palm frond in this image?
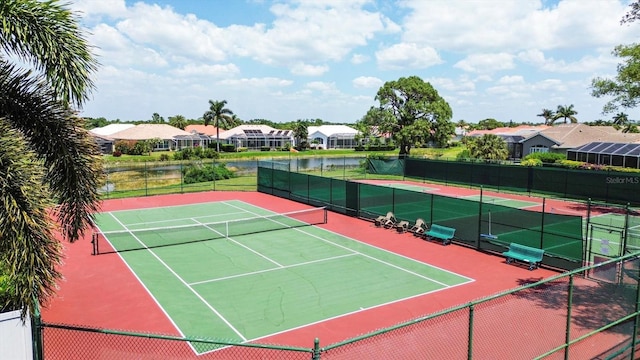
[0,0,98,107]
[0,118,61,317]
[0,59,103,242]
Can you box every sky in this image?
[67,0,640,124]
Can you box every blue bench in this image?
[502,243,544,270]
[424,224,456,245]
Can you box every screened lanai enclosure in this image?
[567,142,640,168]
[225,129,294,150]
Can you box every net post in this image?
[91,233,97,256]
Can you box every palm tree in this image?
[613,112,629,127]
[203,100,234,152]
[151,112,165,123]
[553,104,578,124]
[292,120,309,149]
[0,0,101,316]
[537,109,555,125]
[456,119,468,135]
[169,114,187,130]
[467,134,509,160]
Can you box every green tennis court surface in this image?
[462,194,538,209]
[93,200,473,355]
[589,213,640,257]
[383,183,437,192]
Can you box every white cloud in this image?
[217,77,294,88]
[517,49,618,74]
[454,53,515,73]
[305,81,338,93]
[399,0,640,53]
[376,43,442,70]
[170,64,240,78]
[351,54,370,64]
[291,63,330,76]
[352,76,384,88]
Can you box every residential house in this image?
[307,125,359,149]
[89,124,136,154]
[107,123,205,151]
[520,123,640,157]
[466,125,549,159]
[219,124,294,150]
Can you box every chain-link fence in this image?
[258,164,584,271]
[404,157,640,205]
[34,254,640,359]
[101,159,259,198]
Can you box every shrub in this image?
[221,144,235,152]
[182,163,235,184]
[520,158,542,166]
[112,150,122,157]
[202,148,219,159]
[456,149,472,160]
[522,152,566,163]
[159,153,170,161]
[260,146,271,152]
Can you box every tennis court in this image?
[463,194,538,209]
[382,182,438,192]
[92,200,474,355]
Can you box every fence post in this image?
[631,263,640,360]
[144,161,148,196]
[540,198,546,249]
[312,338,321,360]
[467,304,474,360]
[564,274,574,360]
[476,187,483,250]
[31,305,44,360]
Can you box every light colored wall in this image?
[0,310,33,359]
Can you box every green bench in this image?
[424,224,456,245]
[502,243,545,270]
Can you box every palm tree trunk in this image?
[216,117,220,152]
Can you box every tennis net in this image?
[92,207,327,255]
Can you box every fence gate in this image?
[587,223,625,283]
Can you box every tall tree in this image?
[553,104,578,124]
[203,99,234,152]
[358,76,453,156]
[613,112,629,127]
[168,114,187,130]
[466,134,509,160]
[0,0,102,316]
[476,118,504,130]
[151,112,165,123]
[592,3,640,114]
[537,108,555,125]
[292,120,309,149]
[592,44,640,114]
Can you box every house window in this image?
[529,145,549,154]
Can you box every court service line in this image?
[188,253,357,286]
[231,201,474,283]
[191,219,283,268]
[107,212,248,342]
[223,202,454,288]
[123,210,248,228]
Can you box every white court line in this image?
[223,201,464,287]
[123,210,248,228]
[189,253,357,286]
[191,219,283,268]
[107,212,248,343]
